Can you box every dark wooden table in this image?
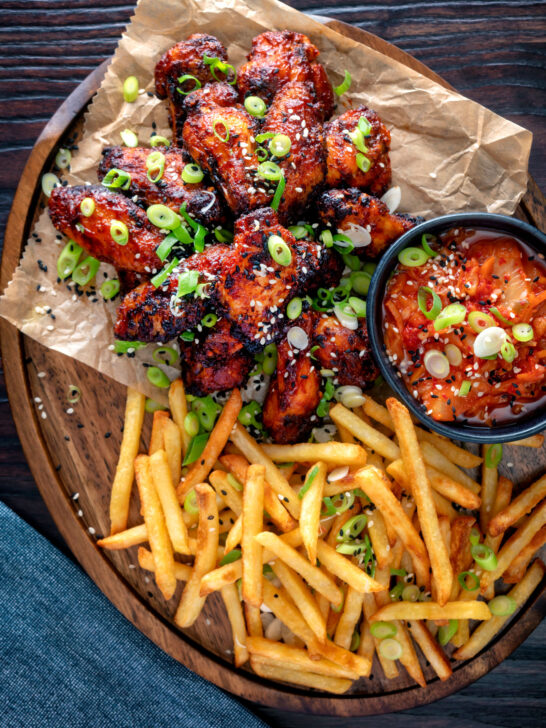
[0,2,545,726]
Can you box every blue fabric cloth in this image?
[0,501,267,728]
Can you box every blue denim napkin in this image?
[0,501,267,728]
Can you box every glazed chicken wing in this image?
[49,185,163,274]
[213,208,342,351]
[260,81,326,224]
[325,107,391,196]
[98,146,225,227]
[238,31,334,120]
[114,244,229,342]
[263,311,320,443]
[318,188,424,259]
[155,34,229,144]
[179,317,253,395]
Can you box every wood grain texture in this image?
[0,3,545,726]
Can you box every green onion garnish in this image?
[469,527,481,546]
[176,74,201,95]
[468,310,496,333]
[150,258,179,288]
[71,256,100,287]
[288,225,309,240]
[123,75,139,103]
[370,621,397,639]
[220,549,242,566]
[356,153,371,173]
[183,487,199,513]
[145,398,167,413]
[201,313,218,328]
[181,163,204,184]
[155,233,178,262]
[227,474,243,492]
[146,366,170,389]
[421,233,437,258]
[417,286,442,320]
[402,585,421,602]
[100,279,120,300]
[350,271,371,296]
[80,197,95,217]
[298,465,319,499]
[438,619,458,646]
[113,340,147,354]
[146,151,165,183]
[150,135,170,147]
[390,568,407,578]
[458,571,480,591]
[485,443,503,469]
[177,269,199,298]
[55,148,71,169]
[57,241,83,280]
[244,96,267,117]
[269,133,291,157]
[334,69,352,96]
[203,55,237,85]
[348,296,366,318]
[337,514,367,542]
[332,233,354,254]
[500,340,517,363]
[398,247,428,267]
[271,173,285,211]
[101,168,131,191]
[120,128,138,148]
[214,227,233,243]
[471,543,498,571]
[262,343,278,376]
[180,331,195,342]
[390,583,404,600]
[257,160,282,181]
[152,346,178,366]
[350,631,360,652]
[110,220,129,246]
[192,395,221,432]
[459,380,472,397]
[238,401,264,431]
[488,595,517,616]
[433,303,467,331]
[358,116,372,136]
[268,235,292,266]
[147,204,179,230]
[213,118,229,142]
[286,297,302,320]
[490,306,511,325]
[378,638,402,661]
[184,412,199,437]
[320,230,334,248]
[41,172,60,198]
[512,322,534,342]
[348,127,368,154]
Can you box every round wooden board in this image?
[1,19,545,717]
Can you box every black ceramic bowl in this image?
[367,212,546,443]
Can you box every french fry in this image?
[149,410,169,455]
[261,442,367,466]
[367,510,392,570]
[109,387,146,534]
[480,499,546,593]
[454,560,545,661]
[300,462,326,564]
[262,578,316,648]
[242,464,264,608]
[134,455,176,600]
[244,603,263,638]
[484,476,513,555]
[250,656,352,694]
[168,378,191,455]
[178,389,242,496]
[256,532,343,606]
[386,460,466,515]
[330,403,400,461]
[362,592,398,679]
[334,586,364,650]
[316,540,385,594]
[503,526,546,583]
[480,443,499,532]
[97,522,147,550]
[225,513,242,553]
[395,619,426,687]
[163,417,182,484]
[419,441,481,494]
[137,546,192,582]
[408,620,452,681]
[488,474,546,537]
[387,399,452,605]
[174,483,219,628]
[370,601,492,622]
[449,516,475,596]
[357,619,374,678]
[149,449,190,555]
[247,637,358,679]
[507,434,544,448]
[272,560,327,642]
[209,470,243,515]
[229,423,301,518]
[221,582,249,667]
[355,467,430,586]
[218,508,237,534]
[326,501,361,547]
[431,490,457,521]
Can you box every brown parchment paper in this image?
[0,0,533,404]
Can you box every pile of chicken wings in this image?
[48,31,423,442]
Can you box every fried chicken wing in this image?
[98,146,225,227]
[179,317,253,395]
[263,311,320,443]
[238,31,334,120]
[213,208,342,351]
[183,82,239,116]
[114,244,229,342]
[49,185,163,274]
[318,188,424,259]
[325,107,391,196]
[312,314,379,389]
[155,34,229,144]
[260,81,326,223]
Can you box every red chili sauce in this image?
[383,228,546,425]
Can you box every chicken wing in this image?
[317,188,424,259]
[49,185,163,274]
[98,146,225,227]
[212,207,343,351]
[155,34,229,144]
[260,81,326,223]
[263,310,320,443]
[325,107,391,196]
[179,317,253,395]
[114,244,229,342]
[238,31,334,120]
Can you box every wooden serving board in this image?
[1,19,545,717]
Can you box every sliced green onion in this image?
[256,146,268,162]
[337,514,367,542]
[193,226,206,253]
[390,568,407,578]
[181,163,204,184]
[370,621,397,639]
[350,271,371,296]
[183,433,209,465]
[207,59,237,85]
[145,398,167,413]
[320,230,334,248]
[110,220,129,246]
[57,241,83,279]
[438,620,458,646]
[146,151,165,183]
[42,172,60,198]
[348,126,368,154]
[220,549,242,566]
[193,395,221,432]
[183,488,199,514]
[123,75,139,102]
[389,583,404,600]
[255,132,276,144]
[227,473,243,492]
[418,286,442,320]
[332,233,354,255]
[101,168,131,190]
[298,465,319,499]
[363,262,377,275]
[458,571,480,591]
[336,540,369,556]
[201,313,217,328]
[55,148,71,169]
[120,128,138,147]
[268,235,292,266]
[244,95,267,117]
[184,411,199,437]
[179,201,201,232]
[71,256,100,287]
[147,204,179,230]
[150,257,179,288]
[469,527,481,546]
[356,153,371,173]
[100,279,120,300]
[434,303,467,331]
[459,380,472,397]
[257,161,282,181]
[180,331,195,342]
[468,310,496,333]
[402,585,421,602]
[488,595,517,616]
[358,116,372,136]
[350,631,360,652]
[177,269,199,297]
[485,443,503,469]
[512,322,534,342]
[343,253,361,271]
[195,282,211,299]
[445,343,463,366]
[471,543,498,571]
[147,366,170,389]
[176,74,201,95]
[398,247,428,267]
[288,225,309,240]
[348,296,367,317]
[501,340,517,363]
[262,343,278,376]
[238,401,263,431]
[271,174,286,211]
[423,349,450,379]
[113,340,147,354]
[490,306,511,325]
[287,297,302,320]
[67,385,81,404]
[150,135,170,147]
[155,233,178,262]
[269,134,291,157]
[421,233,437,257]
[214,227,234,243]
[334,70,351,96]
[378,638,402,661]
[213,118,229,142]
[80,197,95,217]
[153,346,178,366]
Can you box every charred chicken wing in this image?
[49,185,163,274]
[318,188,424,259]
[155,34,229,144]
[325,107,391,196]
[98,146,225,227]
[238,31,334,120]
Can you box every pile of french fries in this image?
[97,381,546,694]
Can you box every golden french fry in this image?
[137,546,192,582]
[480,443,499,532]
[386,459,460,520]
[168,379,191,455]
[272,560,327,643]
[261,442,367,466]
[134,455,176,600]
[484,476,513,555]
[178,389,242,496]
[98,522,147,550]
[300,462,326,565]
[209,470,243,515]
[244,603,263,638]
[504,526,546,583]
[419,441,480,494]
[242,464,265,608]
[362,592,398,679]
[367,510,392,570]
[427,466,481,510]
[149,449,190,555]
[408,620,452,681]
[326,502,361,547]
[488,474,546,537]
[387,399,452,605]
[431,491,457,521]
[163,417,182,484]
[330,403,400,461]
[334,586,364,651]
[449,516,476,579]
[221,582,249,667]
[225,513,243,554]
[395,619,426,687]
[174,483,219,628]
[357,619,374,678]
[507,434,544,448]
[316,540,385,594]
[371,600,491,622]
[109,388,146,534]
[218,508,237,534]
[262,578,316,648]
[250,656,352,694]
[247,637,357,679]
[149,410,169,455]
[454,560,545,661]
